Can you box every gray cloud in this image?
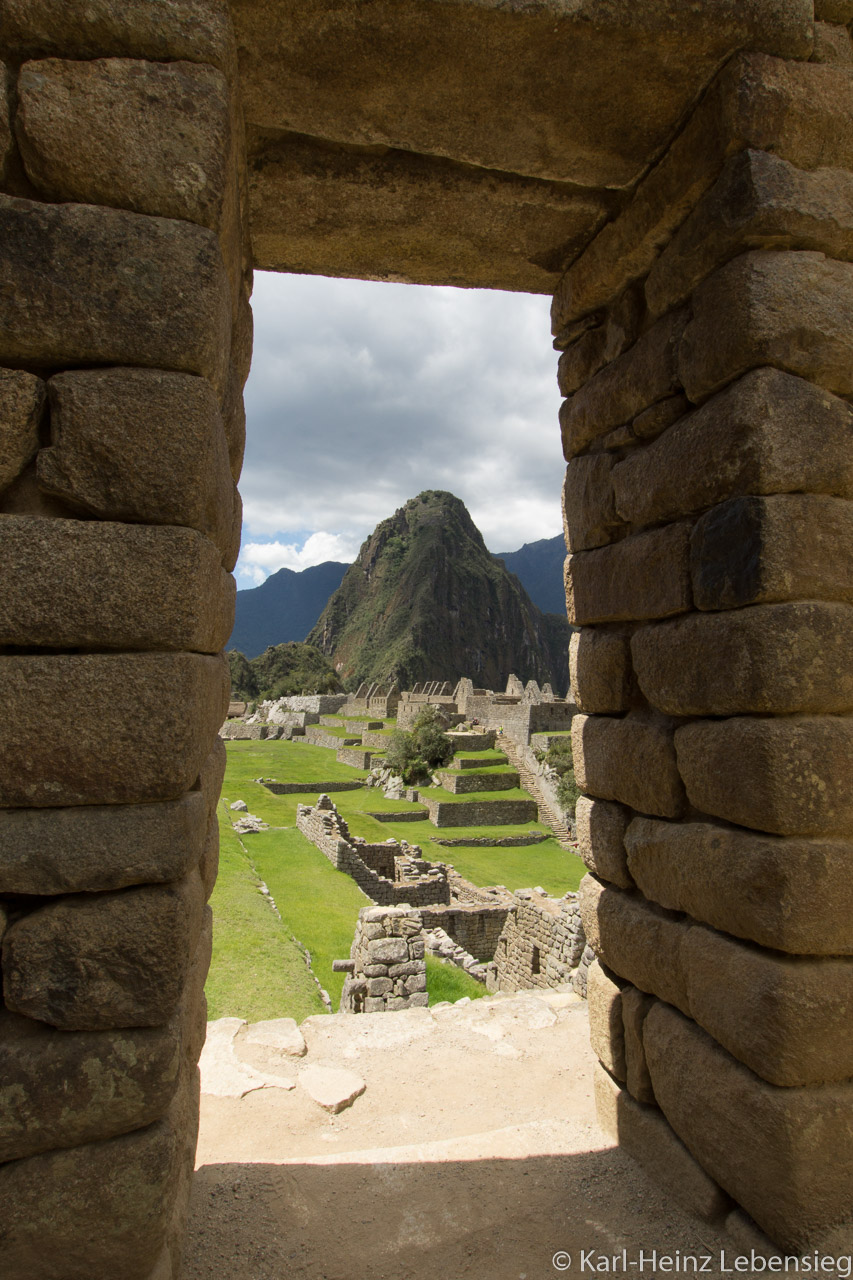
[237,272,565,587]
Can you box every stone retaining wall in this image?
[263,780,363,795]
[422,796,539,827]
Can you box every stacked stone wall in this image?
[296,797,450,907]
[420,903,510,961]
[339,906,428,1013]
[423,796,539,827]
[0,4,251,1274]
[490,892,586,993]
[557,46,853,1248]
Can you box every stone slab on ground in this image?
[183,991,822,1280]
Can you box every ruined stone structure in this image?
[397,674,575,743]
[2,0,851,1269]
[489,890,587,995]
[296,796,451,908]
[338,906,428,1014]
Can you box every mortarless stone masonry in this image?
[2,0,851,1268]
[339,905,428,1013]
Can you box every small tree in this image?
[384,704,454,785]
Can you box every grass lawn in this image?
[438,839,585,896]
[207,738,586,1020]
[248,826,369,1010]
[206,810,327,1022]
[425,956,486,1003]
[451,748,507,760]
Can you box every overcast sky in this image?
[235,271,565,589]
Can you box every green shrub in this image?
[384,704,454,784]
[545,736,580,816]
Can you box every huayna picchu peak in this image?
[306,490,569,691]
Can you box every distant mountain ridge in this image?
[494,533,566,615]
[227,560,348,659]
[306,490,570,691]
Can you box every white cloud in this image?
[236,272,565,585]
[238,531,362,585]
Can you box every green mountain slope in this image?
[228,643,342,700]
[306,490,569,691]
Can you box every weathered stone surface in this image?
[675,716,853,837]
[621,984,655,1104]
[631,393,690,441]
[587,959,625,1079]
[644,1002,853,1251]
[561,455,620,552]
[579,874,691,1016]
[690,494,853,610]
[18,58,232,231]
[0,0,233,70]
[181,909,213,1073]
[0,791,207,896]
[573,714,684,819]
[222,362,247,482]
[683,924,853,1087]
[559,310,686,458]
[632,603,853,716]
[575,795,633,890]
[0,369,44,493]
[237,2,812,192]
[0,517,234,653]
[583,875,853,1086]
[39,367,236,558]
[569,628,634,714]
[810,20,853,63]
[0,196,230,392]
[0,62,11,181]
[249,130,613,295]
[0,1008,181,1162]
[0,1081,188,1279]
[199,814,220,901]
[593,1062,731,1225]
[565,524,691,626]
[612,368,853,528]
[3,871,204,1030]
[647,149,853,318]
[816,0,853,18]
[552,54,853,329]
[679,250,853,403]
[298,1064,366,1114]
[625,818,853,956]
[555,290,642,390]
[815,0,853,18]
[198,1018,296,1098]
[197,737,227,827]
[0,652,229,807]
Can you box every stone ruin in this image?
[220,692,348,739]
[2,0,851,1269]
[338,906,428,1013]
[396,673,576,746]
[298,798,590,1005]
[296,795,450,908]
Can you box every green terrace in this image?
[208,735,585,1019]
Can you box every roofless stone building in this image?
[0,1,851,1271]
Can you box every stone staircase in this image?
[497,735,575,849]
